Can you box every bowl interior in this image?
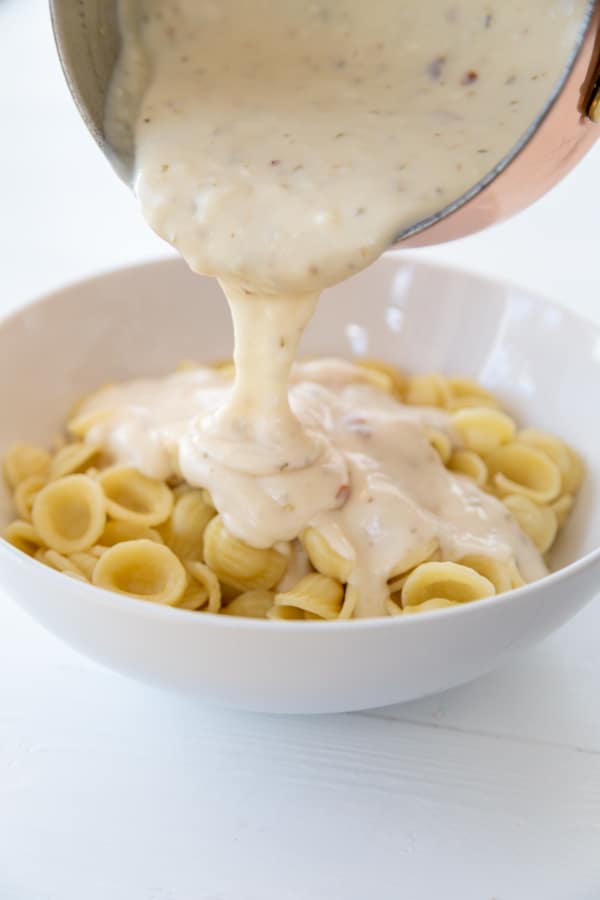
[0,256,597,573]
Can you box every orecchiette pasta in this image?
[222,589,274,618]
[161,489,216,561]
[457,553,513,594]
[98,465,174,526]
[354,358,407,398]
[447,449,488,487]
[403,598,459,614]
[14,474,46,521]
[502,494,558,554]
[39,548,89,580]
[301,527,353,583]
[425,427,452,464]
[32,475,106,554]
[401,561,495,607]
[69,551,100,580]
[204,515,289,592]
[93,539,187,605]
[388,537,439,585]
[3,442,51,488]
[274,573,344,620]
[3,520,45,556]
[1,361,583,620]
[404,373,450,408]
[49,442,103,480]
[446,377,499,411]
[100,520,165,546]
[185,560,222,613]
[451,407,516,455]
[485,442,562,504]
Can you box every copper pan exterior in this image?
[402,0,600,247]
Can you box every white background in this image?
[1,1,599,898]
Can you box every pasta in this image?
[485,442,562,504]
[3,442,51,488]
[502,494,558,554]
[222,589,274,618]
[49,441,103,480]
[1,359,583,620]
[274,573,344,620]
[401,561,496,607]
[184,560,222,613]
[32,475,106,554]
[301,527,353,583]
[161,489,216,561]
[98,465,174,526]
[451,407,516,455]
[3,520,45,556]
[92,539,187,605]
[354,358,406,398]
[447,449,488,487]
[203,515,289,592]
[14,474,46,521]
[404,373,450,407]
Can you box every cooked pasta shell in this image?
[100,520,165,546]
[13,474,46,521]
[446,377,499,411]
[266,604,305,620]
[403,598,459,614]
[98,465,174,526]
[457,554,513,594]
[388,537,439,581]
[222,589,274,619]
[502,494,558,554]
[274,573,344,620]
[446,449,488,487]
[402,561,495,607]
[551,494,574,529]
[32,474,106,554]
[354,358,407,397]
[404,373,450,408]
[3,442,51,488]
[425,427,452,463]
[161,490,216,561]
[185,560,222,613]
[518,428,583,496]
[3,520,45,556]
[40,549,89,580]
[93,539,186,605]
[301,527,353,583]
[67,408,114,440]
[177,585,209,611]
[69,551,100,580]
[486,442,562,504]
[452,408,516,455]
[203,516,289,592]
[340,582,359,619]
[49,442,103,480]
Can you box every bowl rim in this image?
[1,254,598,632]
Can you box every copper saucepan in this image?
[50,0,600,248]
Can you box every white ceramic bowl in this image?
[1,257,598,713]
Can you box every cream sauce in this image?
[82,361,547,617]
[103,0,582,614]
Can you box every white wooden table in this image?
[1,2,599,898]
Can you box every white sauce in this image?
[82,361,547,617]
[103,0,583,614]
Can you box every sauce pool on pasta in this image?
[2,360,583,619]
